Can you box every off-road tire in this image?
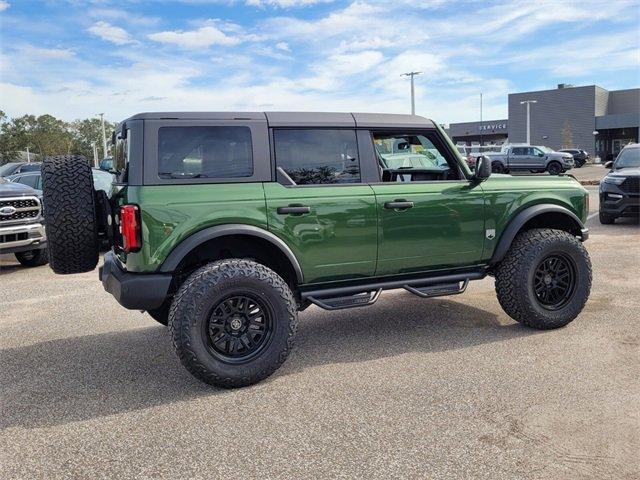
[169,259,298,388]
[491,161,505,174]
[599,211,615,224]
[495,228,591,330]
[42,155,99,274]
[147,302,170,326]
[547,161,562,175]
[15,249,48,267]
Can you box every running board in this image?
[301,271,485,311]
[404,279,469,298]
[307,289,382,311]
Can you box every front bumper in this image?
[99,251,172,310]
[0,222,47,254]
[599,183,640,218]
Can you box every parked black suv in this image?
[558,149,589,168]
[599,143,640,224]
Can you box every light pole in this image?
[26,146,31,163]
[480,92,483,146]
[520,100,537,144]
[98,113,108,159]
[401,71,423,115]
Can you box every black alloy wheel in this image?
[533,253,576,310]
[492,161,505,173]
[205,294,273,363]
[547,161,562,175]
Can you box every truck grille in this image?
[0,232,29,244]
[620,177,640,194]
[0,197,41,223]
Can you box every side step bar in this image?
[302,272,484,311]
[307,290,382,311]
[404,279,469,298]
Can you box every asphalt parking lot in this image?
[1,186,638,479]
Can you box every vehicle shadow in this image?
[0,294,534,430]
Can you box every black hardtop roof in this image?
[122,112,435,129]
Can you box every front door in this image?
[370,130,486,276]
[265,128,378,284]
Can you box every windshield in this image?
[615,147,640,168]
[0,162,20,176]
[539,146,553,153]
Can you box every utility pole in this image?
[26,146,30,163]
[520,100,537,144]
[401,71,423,115]
[98,113,108,159]
[91,141,99,167]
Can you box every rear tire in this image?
[15,249,48,267]
[169,259,298,388]
[41,155,99,274]
[495,228,591,330]
[547,161,562,175]
[599,211,615,224]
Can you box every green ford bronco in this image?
[41,112,592,388]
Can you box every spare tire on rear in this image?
[42,155,99,274]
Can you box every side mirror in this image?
[474,155,491,181]
[604,160,613,169]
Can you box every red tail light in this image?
[120,205,141,253]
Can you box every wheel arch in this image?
[159,224,304,285]
[489,204,587,266]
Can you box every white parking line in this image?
[587,212,599,220]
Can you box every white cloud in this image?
[0,1,9,12]
[246,0,334,7]
[275,41,290,52]
[148,25,241,48]
[20,46,76,59]
[87,21,135,45]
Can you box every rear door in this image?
[368,128,486,275]
[508,147,529,169]
[264,127,378,284]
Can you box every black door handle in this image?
[384,200,414,210]
[277,205,311,215]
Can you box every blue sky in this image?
[1,0,639,124]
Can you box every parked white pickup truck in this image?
[485,145,574,175]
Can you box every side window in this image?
[512,147,524,155]
[373,131,459,182]
[158,126,253,179]
[20,175,39,188]
[273,129,360,185]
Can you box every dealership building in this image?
[447,84,640,160]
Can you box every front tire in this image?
[547,161,562,175]
[169,259,298,388]
[15,249,48,267]
[495,229,591,330]
[491,161,505,174]
[599,212,615,224]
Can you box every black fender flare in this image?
[489,204,587,265]
[159,224,304,284]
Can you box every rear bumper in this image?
[0,222,47,254]
[99,251,172,310]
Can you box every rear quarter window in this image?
[158,126,253,179]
